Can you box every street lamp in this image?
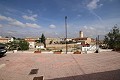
[95,35,99,53]
[65,16,68,54]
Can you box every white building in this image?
[25,38,38,48]
[0,37,14,43]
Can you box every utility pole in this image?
[95,35,99,53]
[65,16,68,54]
[98,35,99,49]
[96,37,98,50]
[98,35,99,51]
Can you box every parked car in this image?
[0,44,7,56]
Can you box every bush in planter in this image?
[34,48,41,53]
[19,40,29,50]
[34,51,41,53]
[54,50,62,54]
[73,50,81,54]
[95,49,99,53]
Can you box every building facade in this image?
[25,38,38,48]
[0,37,14,43]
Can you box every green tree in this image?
[104,25,120,50]
[19,40,29,50]
[41,33,46,48]
[7,41,19,50]
[6,40,29,51]
[35,39,41,43]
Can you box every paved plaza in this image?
[0,51,120,80]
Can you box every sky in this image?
[0,0,120,38]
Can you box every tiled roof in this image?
[25,40,35,42]
[73,37,88,40]
[0,38,9,40]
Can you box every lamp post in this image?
[95,35,99,53]
[98,35,99,52]
[65,16,68,54]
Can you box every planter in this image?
[73,51,81,54]
[54,51,61,54]
[34,51,41,53]
[13,50,17,53]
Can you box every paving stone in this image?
[0,51,120,80]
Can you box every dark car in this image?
[0,44,7,56]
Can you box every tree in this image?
[6,40,29,51]
[35,39,41,43]
[49,40,53,44]
[41,33,46,48]
[19,40,29,50]
[12,37,16,40]
[104,25,120,50]
[6,41,19,50]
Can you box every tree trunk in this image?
[44,42,46,48]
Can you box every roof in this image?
[73,37,88,41]
[0,38,9,40]
[25,40,36,42]
[25,38,38,42]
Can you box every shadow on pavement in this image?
[0,54,6,58]
[49,69,120,80]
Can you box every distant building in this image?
[46,38,61,44]
[66,38,72,42]
[0,37,14,43]
[73,37,92,44]
[25,37,46,49]
[73,31,95,46]
[79,31,83,38]
[25,38,39,48]
[8,38,14,42]
[0,38,9,43]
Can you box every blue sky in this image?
[0,0,120,38]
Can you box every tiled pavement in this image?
[0,51,120,80]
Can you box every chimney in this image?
[79,31,83,38]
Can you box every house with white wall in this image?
[25,38,38,49]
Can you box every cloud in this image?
[0,15,40,28]
[77,14,82,17]
[99,4,103,7]
[27,9,33,14]
[90,10,103,22]
[25,23,40,28]
[89,26,95,30]
[109,0,113,2]
[0,24,3,28]
[10,20,24,27]
[61,8,66,11]
[22,14,37,21]
[86,0,103,22]
[83,25,88,29]
[0,15,14,21]
[87,1,103,23]
[7,31,16,34]
[87,0,102,10]
[83,25,95,30]
[80,25,109,38]
[49,24,56,29]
